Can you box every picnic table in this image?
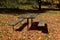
[9,13,38,30]
[20,13,38,30]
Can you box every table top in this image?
[22,13,38,19]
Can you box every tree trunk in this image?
[38,0,41,10]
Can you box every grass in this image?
[49,28,55,33]
[45,11,57,14]
[44,34,51,40]
[0,21,5,26]
[19,5,33,9]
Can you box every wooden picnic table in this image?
[9,13,38,30]
[21,13,38,30]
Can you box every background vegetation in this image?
[0,0,60,9]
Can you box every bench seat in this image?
[9,18,24,26]
[38,19,45,27]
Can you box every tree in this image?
[38,0,41,10]
[0,0,38,9]
[0,0,20,8]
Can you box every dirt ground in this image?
[0,11,60,40]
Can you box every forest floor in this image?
[0,10,60,40]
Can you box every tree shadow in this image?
[15,23,27,31]
[0,8,60,15]
[29,22,49,34]
[0,8,47,13]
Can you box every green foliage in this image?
[0,0,59,9]
[0,0,37,9]
[0,0,18,8]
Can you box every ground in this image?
[0,11,60,40]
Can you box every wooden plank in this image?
[38,19,45,27]
[9,18,24,26]
[18,13,38,19]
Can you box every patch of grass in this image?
[0,21,5,26]
[19,5,33,9]
[44,34,51,40]
[49,28,55,33]
[46,11,57,14]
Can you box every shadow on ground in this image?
[15,22,48,34]
[15,23,28,31]
[0,8,46,13]
[0,8,60,14]
[29,22,48,34]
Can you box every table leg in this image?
[27,18,29,30]
[26,18,29,40]
[31,18,33,26]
